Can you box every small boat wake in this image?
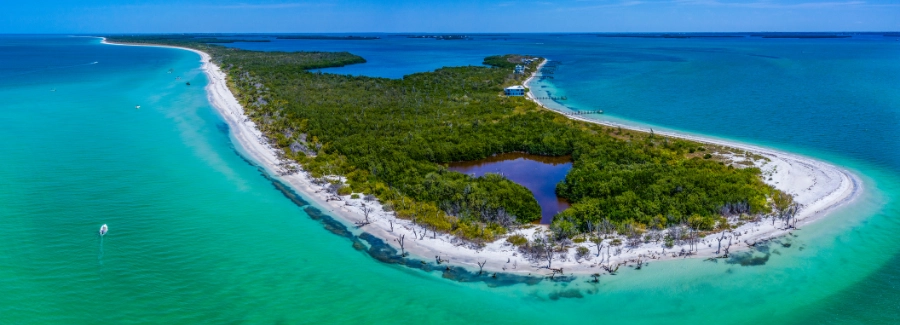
[98,224,108,265]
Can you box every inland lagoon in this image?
[448,153,572,224]
[1,34,899,324]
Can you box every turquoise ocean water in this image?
[1,34,898,324]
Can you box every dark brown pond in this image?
[447,152,572,224]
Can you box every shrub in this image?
[116,37,776,246]
[703,153,712,159]
[506,234,528,246]
[550,218,577,240]
[576,246,590,259]
[664,236,674,248]
[350,193,360,199]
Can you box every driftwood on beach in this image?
[111,37,861,277]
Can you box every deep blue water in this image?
[2,34,899,323]
[223,33,900,322]
[224,34,899,170]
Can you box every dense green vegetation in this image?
[482,55,525,69]
[106,36,778,245]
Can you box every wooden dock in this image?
[564,110,603,115]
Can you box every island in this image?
[403,34,471,40]
[275,35,381,40]
[101,35,859,279]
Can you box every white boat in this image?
[135,105,140,109]
[99,224,108,236]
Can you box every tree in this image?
[361,204,372,223]
[773,192,794,227]
[716,231,727,255]
[394,234,406,257]
[546,242,555,269]
[576,246,590,260]
[477,260,487,275]
[111,36,782,245]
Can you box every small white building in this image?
[514,65,525,74]
[505,85,526,96]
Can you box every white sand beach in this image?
[104,39,861,276]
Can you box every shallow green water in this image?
[1,35,898,324]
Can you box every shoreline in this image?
[101,39,862,276]
[525,58,862,250]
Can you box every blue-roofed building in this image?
[514,65,525,74]
[504,85,525,96]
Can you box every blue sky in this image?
[3,0,898,33]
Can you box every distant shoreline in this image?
[99,37,862,276]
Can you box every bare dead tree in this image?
[686,226,696,252]
[716,231,727,255]
[606,245,611,266]
[594,242,604,259]
[587,220,604,258]
[477,260,487,275]
[600,218,614,236]
[549,267,564,279]
[355,205,373,227]
[787,203,800,229]
[723,236,733,258]
[546,242,555,269]
[361,204,372,224]
[395,234,406,257]
[793,203,800,228]
[591,273,600,283]
[602,263,620,275]
[389,219,393,232]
